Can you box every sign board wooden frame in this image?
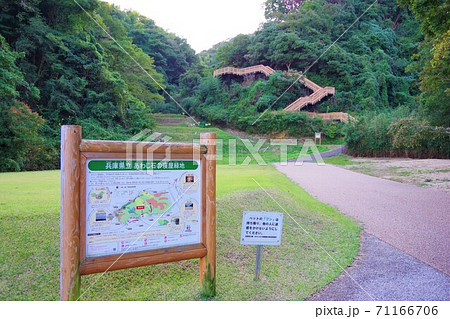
[60,125,216,300]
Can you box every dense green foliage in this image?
[1,0,449,171]
[346,109,450,158]
[343,0,450,156]
[191,0,422,114]
[0,34,55,171]
[0,0,197,171]
[110,7,197,87]
[398,0,450,126]
[178,0,449,155]
[180,70,341,137]
[264,0,308,20]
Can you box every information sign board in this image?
[60,125,217,300]
[240,211,284,246]
[84,159,202,258]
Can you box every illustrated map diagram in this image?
[85,160,202,258]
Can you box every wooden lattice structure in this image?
[213,65,336,112]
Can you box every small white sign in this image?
[315,132,322,139]
[240,211,283,246]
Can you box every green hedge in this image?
[389,118,450,158]
[346,116,450,158]
[236,111,326,137]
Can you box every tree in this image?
[115,9,198,86]
[264,0,307,20]
[0,0,200,171]
[398,0,450,126]
[216,34,252,67]
[188,0,423,127]
[0,34,47,171]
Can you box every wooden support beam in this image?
[60,125,82,301]
[80,244,207,275]
[80,139,207,155]
[199,132,217,297]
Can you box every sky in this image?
[105,0,266,53]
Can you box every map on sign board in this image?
[240,211,284,246]
[85,159,202,258]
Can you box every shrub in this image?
[345,114,450,158]
[0,101,51,172]
[345,113,394,156]
[389,118,450,158]
[78,119,131,141]
[325,122,342,139]
[236,111,326,137]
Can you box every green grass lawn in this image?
[0,165,359,300]
[323,154,357,166]
[153,118,329,165]
[0,118,354,300]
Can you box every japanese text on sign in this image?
[240,211,284,246]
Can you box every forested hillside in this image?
[0,0,197,171]
[1,0,449,171]
[192,0,448,126]
[178,0,449,157]
[186,0,422,118]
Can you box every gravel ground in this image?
[346,158,450,194]
[309,232,450,301]
[275,162,450,275]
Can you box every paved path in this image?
[275,163,450,300]
[309,232,450,301]
[275,162,450,275]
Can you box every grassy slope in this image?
[0,171,61,300]
[0,123,358,300]
[154,122,329,165]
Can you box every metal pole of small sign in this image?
[240,211,284,282]
[254,245,263,281]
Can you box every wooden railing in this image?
[213,65,275,77]
[305,112,355,123]
[300,77,322,92]
[213,64,335,111]
[284,86,335,111]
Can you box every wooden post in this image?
[200,132,216,297]
[60,125,82,301]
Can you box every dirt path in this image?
[274,162,450,275]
